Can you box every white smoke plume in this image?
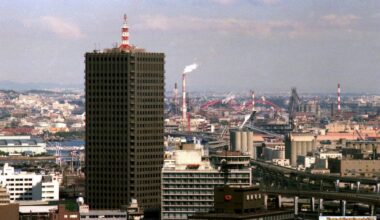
[183,63,198,74]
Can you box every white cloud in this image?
[211,0,281,6]
[136,15,301,37]
[137,13,363,38]
[210,0,237,5]
[24,16,85,39]
[321,14,360,27]
[255,0,281,6]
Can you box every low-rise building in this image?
[271,159,290,167]
[0,136,46,154]
[316,151,342,160]
[0,163,59,202]
[340,159,380,177]
[296,155,316,169]
[263,145,285,161]
[0,203,18,220]
[50,205,80,220]
[189,185,294,220]
[79,209,127,220]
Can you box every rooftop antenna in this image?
[119,14,130,51]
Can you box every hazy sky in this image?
[1,0,380,93]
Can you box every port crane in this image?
[239,91,284,139]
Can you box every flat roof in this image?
[19,205,57,213]
[80,210,127,215]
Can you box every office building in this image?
[161,149,251,220]
[0,163,59,202]
[85,15,165,209]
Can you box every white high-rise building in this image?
[161,149,252,220]
[0,163,59,202]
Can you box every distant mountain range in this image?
[0,80,83,91]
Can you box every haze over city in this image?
[1,1,380,220]
[1,0,380,93]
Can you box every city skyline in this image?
[1,0,380,93]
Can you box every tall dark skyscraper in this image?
[85,15,165,210]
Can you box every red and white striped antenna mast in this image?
[119,14,130,51]
[337,83,341,114]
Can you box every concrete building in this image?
[85,46,165,209]
[79,210,127,220]
[161,149,252,220]
[315,151,342,160]
[298,101,320,116]
[0,136,46,154]
[0,163,59,202]
[340,159,380,177]
[209,151,251,170]
[189,185,294,220]
[50,205,80,220]
[285,133,316,167]
[19,205,58,219]
[0,203,18,220]
[272,159,290,166]
[343,140,380,159]
[0,186,10,204]
[296,155,316,169]
[262,145,285,161]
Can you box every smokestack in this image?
[181,63,198,129]
[182,74,187,124]
[173,83,178,105]
[337,83,341,114]
[119,14,130,51]
[251,91,255,111]
[172,83,178,115]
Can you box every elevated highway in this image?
[252,159,380,186]
[253,160,380,216]
[262,189,380,207]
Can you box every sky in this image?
[0,0,380,93]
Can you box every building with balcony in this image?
[0,163,59,202]
[161,149,251,220]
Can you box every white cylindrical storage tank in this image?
[247,131,253,158]
[278,149,285,159]
[241,131,248,153]
[235,131,241,151]
[301,141,306,156]
[291,143,296,166]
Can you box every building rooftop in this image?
[189,210,293,219]
[80,209,127,215]
[19,205,58,214]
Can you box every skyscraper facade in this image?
[85,49,165,209]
